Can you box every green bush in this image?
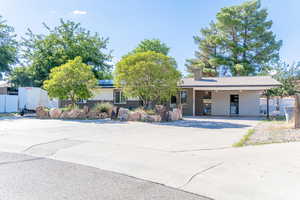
[61,104,79,112]
[93,102,113,113]
[133,107,156,115]
[145,109,156,115]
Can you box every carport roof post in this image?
[193,88,195,116]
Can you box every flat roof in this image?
[180,76,281,90]
[98,76,281,90]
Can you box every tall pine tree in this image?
[186,22,219,76]
[186,0,282,77]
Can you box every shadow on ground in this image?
[157,119,251,129]
[0,115,257,129]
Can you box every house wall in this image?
[211,90,262,116]
[60,88,142,109]
[90,88,138,101]
[181,88,193,116]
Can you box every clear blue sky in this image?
[0,0,299,73]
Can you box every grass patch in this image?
[262,116,286,122]
[233,129,255,147]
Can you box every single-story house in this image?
[178,70,281,116]
[62,70,281,116]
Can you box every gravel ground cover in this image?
[245,121,300,145]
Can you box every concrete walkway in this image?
[1,117,299,199]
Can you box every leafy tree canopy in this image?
[186,0,282,77]
[115,51,181,108]
[9,66,34,87]
[0,15,18,79]
[20,19,112,86]
[267,62,300,97]
[43,56,97,107]
[131,39,170,55]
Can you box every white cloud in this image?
[72,10,87,15]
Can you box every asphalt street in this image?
[0,151,211,200]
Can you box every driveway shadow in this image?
[157,119,251,129]
[62,119,129,125]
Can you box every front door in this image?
[230,94,239,115]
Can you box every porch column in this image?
[193,88,195,116]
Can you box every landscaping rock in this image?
[36,106,49,119]
[172,108,182,120]
[87,110,99,119]
[99,112,109,119]
[128,111,142,121]
[155,105,169,121]
[118,108,129,121]
[49,108,62,119]
[68,109,87,119]
[147,115,161,122]
[60,111,71,119]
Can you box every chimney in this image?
[193,68,202,81]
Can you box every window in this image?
[180,90,188,104]
[114,90,126,104]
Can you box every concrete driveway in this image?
[0,116,258,152]
[1,116,300,200]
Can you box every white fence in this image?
[260,97,295,116]
[0,95,18,113]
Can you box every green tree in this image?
[187,0,282,76]
[267,62,300,97]
[43,56,97,108]
[0,15,18,79]
[20,19,112,86]
[132,39,170,55]
[115,51,181,108]
[9,66,34,87]
[186,22,219,76]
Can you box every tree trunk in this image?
[294,94,300,128]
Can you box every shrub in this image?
[93,102,113,114]
[133,107,156,115]
[145,109,156,115]
[61,104,79,112]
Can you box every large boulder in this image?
[49,108,62,119]
[128,111,142,121]
[172,108,182,120]
[99,112,109,119]
[155,105,168,121]
[147,115,161,122]
[67,109,87,119]
[118,108,129,121]
[60,111,71,119]
[36,106,49,119]
[87,110,99,119]
[140,114,161,122]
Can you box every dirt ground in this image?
[246,121,300,145]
